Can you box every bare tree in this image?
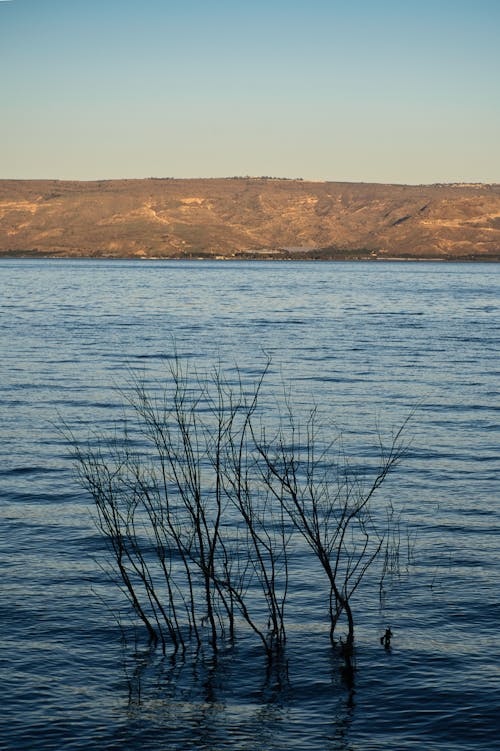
[253,406,410,651]
[70,358,409,663]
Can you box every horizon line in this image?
[0,176,498,188]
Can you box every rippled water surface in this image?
[1,259,499,750]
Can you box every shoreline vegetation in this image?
[1,177,500,262]
[1,247,498,262]
[2,252,498,262]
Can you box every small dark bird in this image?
[380,627,393,648]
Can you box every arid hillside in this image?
[1,178,499,260]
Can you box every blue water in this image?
[1,259,499,750]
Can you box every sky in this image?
[1,0,499,184]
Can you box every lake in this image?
[1,259,499,750]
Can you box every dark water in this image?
[1,259,499,750]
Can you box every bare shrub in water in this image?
[71,358,407,660]
[253,403,408,651]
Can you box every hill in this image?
[1,178,499,260]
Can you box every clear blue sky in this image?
[1,0,499,184]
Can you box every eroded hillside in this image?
[1,178,499,259]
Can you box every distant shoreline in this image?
[2,252,499,263]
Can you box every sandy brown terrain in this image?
[1,178,499,260]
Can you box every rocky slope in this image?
[1,178,499,260]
